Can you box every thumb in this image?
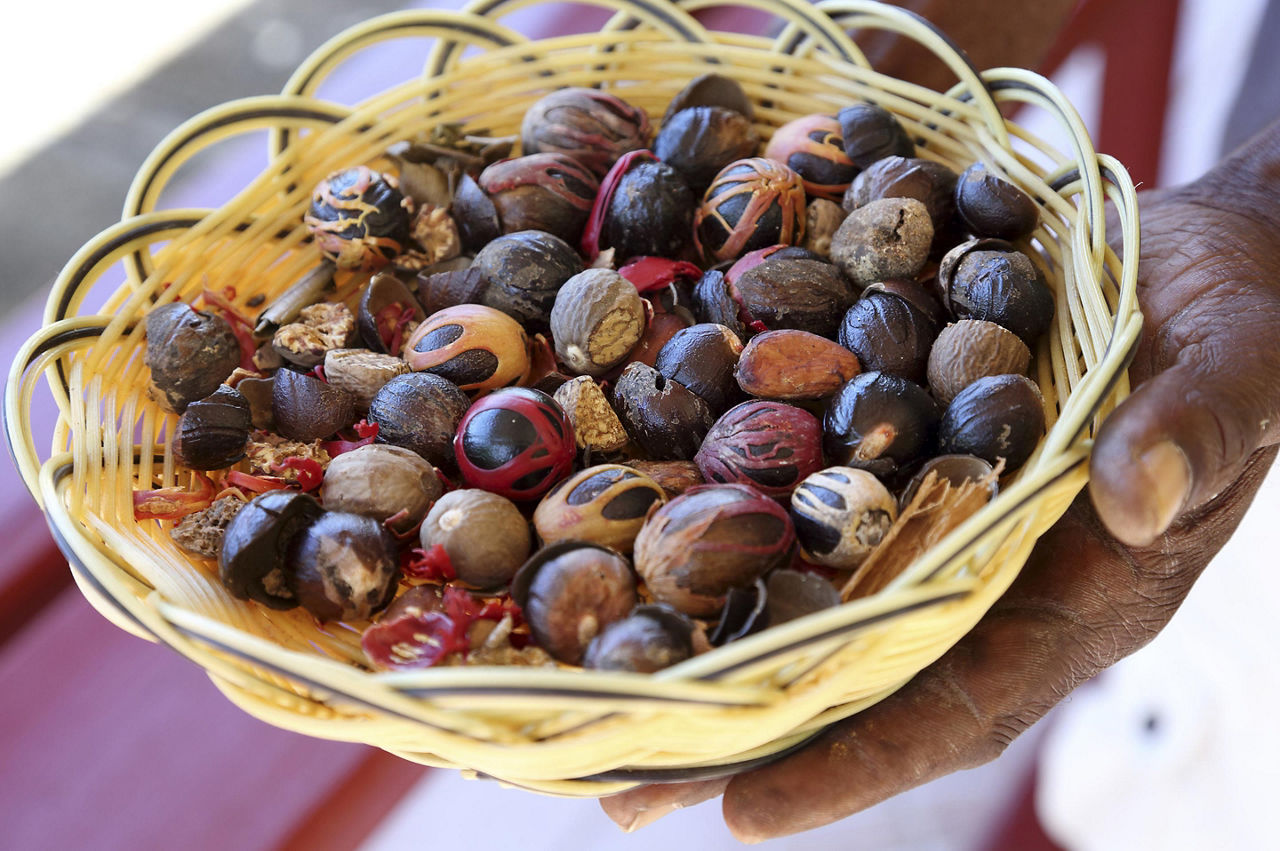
[1089,280,1280,546]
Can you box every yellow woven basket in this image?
[6,0,1140,796]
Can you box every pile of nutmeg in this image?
[138,73,1051,673]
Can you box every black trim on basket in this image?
[396,682,765,707]
[698,589,971,681]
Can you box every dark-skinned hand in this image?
[601,124,1280,842]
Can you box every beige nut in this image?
[927,319,1031,404]
[324,348,410,410]
[735,329,861,400]
[829,197,933,288]
[553,376,629,453]
[549,268,644,376]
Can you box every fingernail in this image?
[621,802,679,832]
[1135,440,1192,541]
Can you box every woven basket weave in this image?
[6,0,1140,796]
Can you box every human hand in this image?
[601,128,1280,841]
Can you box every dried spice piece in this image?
[512,541,638,665]
[323,348,409,411]
[837,288,940,384]
[695,157,808,264]
[363,585,528,670]
[521,87,652,178]
[836,102,914,168]
[663,73,755,123]
[940,246,1055,345]
[803,198,848,259]
[219,490,323,609]
[735,329,861,400]
[474,230,582,332]
[320,444,442,533]
[830,197,934,288]
[245,432,331,482]
[730,257,856,339]
[824,371,940,477]
[357,271,426,355]
[654,323,745,414]
[635,484,795,617]
[533,464,666,553]
[170,495,245,559]
[927,320,1031,404]
[841,467,998,600]
[454,388,576,501]
[654,106,760,196]
[478,153,600,244]
[954,162,1039,241]
[789,467,897,570]
[133,472,216,521]
[602,159,696,262]
[171,385,253,471]
[553,375,630,455]
[844,156,959,233]
[695,401,824,497]
[420,489,531,588]
[271,369,357,443]
[612,362,715,461]
[288,511,400,622]
[144,303,241,413]
[550,269,645,377]
[404,304,531,392]
[368,372,470,469]
[764,114,857,201]
[272,302,356,368]
[304,166,411,271]
[583,604,696,672]
[625,460,704,497]
[403,204,462,270]
[937,374,1046,473]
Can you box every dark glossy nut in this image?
[764,569,842,625]
[790,466,897,569]
[830,197,934,288]
[604,160,696,261]
[735,329,861,400]
[533,464,667,552]
[731,257,856,339]
[454,387,576,501]
[937,373,1046,472]
[764,114,857,201]
[708,578,769,645]
[655,106,760,195]
[836,102,914,168]
[473,230,581,331]
[521,87,652,178]
[368,372,470,468]
[287,511,399,622]
[323,348,409,411]
[634,484,795,617]
[695,401,824,496]
[420,489,531,588]
[404,304,530,392]
[272,302,356,367]
[654,323,745,414]
[691,269,748,339]
[358,271,426,354]
[663,73,754,123]
[582,603,695,672]
[695,158,807,264]
[478,153,600,244]
[837,289,940,383]
[824,371,940,477]
[303,166,410,271]
[219,490,323,609]
[803,198,848,259]
[927,319,1031,404]
[272,369,357,442]
[451,173,502,252]
[955,162,1039,240]
[171,385,252,470]
[612,362,715,461]
[625,460,704,497]
[552,375,629,454]
[417,264,487,316]
[845,156,958,233]
[145,303,241,413]
[320,444,442,533]
[944,247,1055,345]
[512,540,638,665]
[550,269,645,377]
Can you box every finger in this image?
[719,446,1277,841]
[600,778,729,832]
[1089,270,1280,546]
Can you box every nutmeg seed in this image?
[735,329,861,400]
[927,319,1031,404]
[551,269,645,377]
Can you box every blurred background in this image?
[2,1,1276,848]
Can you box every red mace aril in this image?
[362,586,521,670]
[133,472,217,521]
[581,149,657,260]
[618,257,704,294]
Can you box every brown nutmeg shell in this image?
[653,323,745,414]
[927,319,1031,404]
[145,303,241,413]
[550,269,645,377]
[735,329,861,400]
[612,363,715,461]
[271,369,357,442]
[171,385,252,470]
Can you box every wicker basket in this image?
[6,0,1140,796]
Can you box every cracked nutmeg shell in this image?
[287,511,400,622]
[789,466,897,570]
[583,603,696,673]
[171,385,253,470]
[219,490,323,610]
[271,368,357,443]
[144,302,241,413]
[550,269,645,377]
[533,463,667,553]
[404,304,530,392]
[694,400,824,497]
[633,483,795,617]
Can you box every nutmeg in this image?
[790,467,897,570]
[320,444,442,533]
[144,303,241,413]
[170,385,252,470]
[553,375,630,455]
[323,348,409,411]
[695,401,824,497]
[550,269,645,377]
[612,362,715,461]
[830,197,934,288]
[803,198,848,259]
[271,369,357,443]
[533,464,666,552]
[403,304,530,392]
[653,323,745,414]
[954,162,1040,241]
[624,460,705,497]
[735,329,861,400]
[420,489,531,588]
[927,319,1031,404]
